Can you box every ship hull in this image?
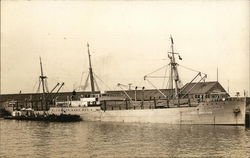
[48,99,246,125]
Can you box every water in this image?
[1,119,250,158]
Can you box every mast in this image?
[169,35,180,99]
[217,67,218,82]
[39,57,47,110]
[0,43,1,94]
[87,43,95,93]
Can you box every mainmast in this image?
[168,36,180,99]
[87,43,95,93]
[39,57,47,110]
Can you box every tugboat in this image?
[4,108,81,122]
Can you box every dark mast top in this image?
[87,43,95,94]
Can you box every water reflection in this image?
[0,119,249,158]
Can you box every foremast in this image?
[39,57,47,110]
[87,43,95,94]
[168,36,181,100]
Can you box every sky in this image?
[1,0,249,96]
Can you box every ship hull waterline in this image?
[46,99,246,125]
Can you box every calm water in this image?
[0,119,250,158]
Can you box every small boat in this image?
[4,108,82,122]
[3,114,82,122]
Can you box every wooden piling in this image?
[154,97,156,109]
[104,100,106,111]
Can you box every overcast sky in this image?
[1,0,249,96]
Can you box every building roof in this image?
[180,81,227,95]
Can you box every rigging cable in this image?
[32,79,38,93]
[93,72,112,90]
[81,73,90,91]
[162,64,169,88]
[93,78,100,91]
[45,79,49,93]
[144,64,168,77]
[145,79,166,98]
[36,78,41,93]
[117,83,133,102]
[179,64,206,75]
[78,71,85,91]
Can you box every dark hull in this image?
[0,109,10,117]
[4,114,82,122]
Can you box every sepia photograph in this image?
[0,0,249,157]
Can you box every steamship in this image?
[4,38,246,125]
[47,37,246,125]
